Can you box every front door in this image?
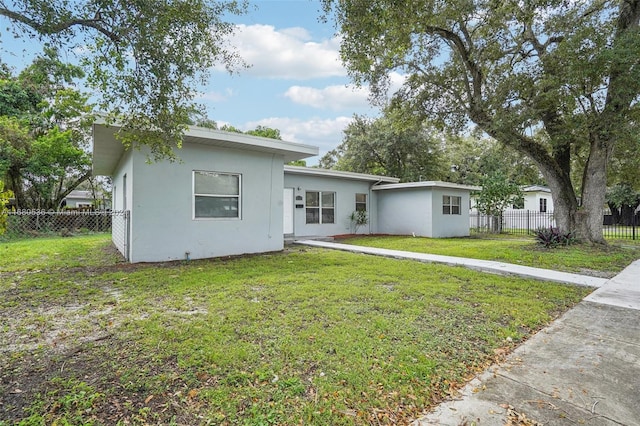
[283,188,294,235]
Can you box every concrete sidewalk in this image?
[295,240,640,425]
[415,259,640,426]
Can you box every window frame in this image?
[305,190,336,224]
[442,195,462,215]
[192,170,242,220]
[355,193,367,212]
[539,198,547,213]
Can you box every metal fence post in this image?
[125,210,131,261]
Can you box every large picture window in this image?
[306,191,335,224]
[443,195,461,215]
[193,171,241,219]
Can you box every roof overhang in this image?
[92,122,319,176]
[284,165,400,184]
[372,181,481,191]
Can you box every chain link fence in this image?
[2,210,130,259]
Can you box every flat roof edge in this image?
[373,181,481,191]
[284,166,400,183]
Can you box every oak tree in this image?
[1,0,247,159]
[322,0,640,243]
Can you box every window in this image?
[443,195,461,215]
[355,193,367,212]
[539,198,547,213]
[193,171,241,219]
[306,191,335,224]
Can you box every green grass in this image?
[338,235,640,277]
[0,233,123,272]
[0,235,594,425]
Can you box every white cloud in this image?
[219,24,345,79]
[284,71,408,110]
[284,84,369,110]
[196,88,235,102]
[242,116,354,162]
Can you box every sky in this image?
[1,0,404,165]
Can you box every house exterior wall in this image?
[283,173,378,237]
[110,150,133,257]
[376,188,433,236]
[523,191,554,212]
[113,142,284,263]
[376,187,472,238]
[430,188,473,237]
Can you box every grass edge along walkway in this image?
[294,240,609,288]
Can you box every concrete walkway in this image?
[295,240,640,425]
[295,240,608,287]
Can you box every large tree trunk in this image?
[575,136,610,244]
[536,166,579,236]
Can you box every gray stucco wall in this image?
[283,173,378,237]
[376,188,433,236]
[113,142,285,263]
[110,150,133,256]
[376,187,472,237]
[430,188,472,237]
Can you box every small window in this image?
[194,171,241,219]
[306,191,335,224]
[443,195,461,215]
[355,193,367,212]
[539,198,547,213]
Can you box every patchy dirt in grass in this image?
[0,336,204,425]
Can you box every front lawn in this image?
[1,234,592,425]
[338,235,640,278]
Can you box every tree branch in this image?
[0,7,122,43]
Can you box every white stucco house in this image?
[62,190,95,209]
[519,185,554,213]
[62,190,112,210]
[93,123,480,263]
[92,123,317,263]
[373,181,480,238]
[283,166,399,237]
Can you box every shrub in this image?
[0,180,14,236]
[535,227,576,248]
[349,210,368,233]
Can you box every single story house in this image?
[283,166,399,237]
[92,122,317,263]
[373,181,480,238]
[62,190,94,208]
[283,167,479,239]
[519,185,554,213]
[62,190,112,210]
[93,123,480,262]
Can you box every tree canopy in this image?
[322,0,640,243]
[319,114,445,182]
[0,52,92,209]
[1,0,247,160]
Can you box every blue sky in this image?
[1,0,405,164]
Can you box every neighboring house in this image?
[519,185,554,213]
[283,166,399,237]
[62,190,111,210]
[374,182,480,238]
[93,122,317,263]
[470,185,554,213]
[93,123,481,263]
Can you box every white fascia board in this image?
[284,165,400,183]
[372,181,482,191]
